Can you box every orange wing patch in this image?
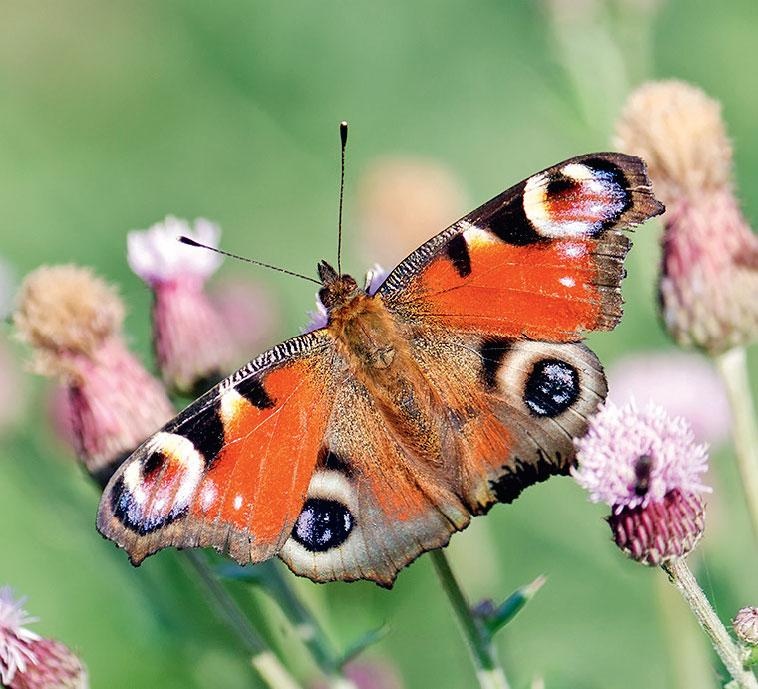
[413,229,614,341]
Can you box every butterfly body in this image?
[98,153,663,587]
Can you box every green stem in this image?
[184,551,305,689]
[262,562,357,688]
[714,347,758,539]
[430,550,510,689]
[662,559,758,689]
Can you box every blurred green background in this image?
[1,1,756,688]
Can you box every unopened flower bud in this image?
[615,80,758,354]
[13,265,173,483]
[732,607,758,646]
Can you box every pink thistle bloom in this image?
[14,265,174,483]
[573,401,710,565]
[0,588,88,689]
[607,351,730,446]
[0,588,40,686]
[127,216,234,395]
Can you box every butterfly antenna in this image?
[337,120,348,275]
[178,236,321,285]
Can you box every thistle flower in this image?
[127,216,234,395]
[13,265,173,484]
[573,401,710,565]
[0,587,87,689]
[357,157,466,269]
[615,80,758,354]
[607,351,730,446]
[733,607,758,646]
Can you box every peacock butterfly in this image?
[97,148,664,587]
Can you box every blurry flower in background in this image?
[0,587,87,689]
[607,351,730,446]
[13,265,173,485]
[615,80,758,354]
[312,660,403,689]
[357,157,467,269]
[0,256,27,435]
[573,401,710,565]
[732,607,758,647]
[209,277,279,364]
[128,216,234,395]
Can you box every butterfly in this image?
[97,152,663,587]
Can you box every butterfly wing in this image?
[379,153,664,340]
[97,330,339,566]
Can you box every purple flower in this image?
[573,401,710,565]
[127,217,234,394]
[0,588,88,689]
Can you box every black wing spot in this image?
[236,377,275,410]
[446,234,472,277]
[486,182,542,246]
[479,338,512,390]
[179,401,224,466]
[292,499,354,552]
[523,359,580,417]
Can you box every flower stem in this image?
[261,562,357,689]
[430,550,511,689]
[714,347,758,539]
[184,551,305,689]
[662,558,758,689]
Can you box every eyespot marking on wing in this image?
[292,498,354,552]
[111,432,204,535]
[523,159,630,239]
[177,401,224,466]
[523,359,580,417]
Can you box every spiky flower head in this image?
[14,265,173,482]
[732,607,758,646]
[0,588,40,686]
[127,217,233,395]
[615,80,758,354]
[0,587,89,688]
[573,401,710,565]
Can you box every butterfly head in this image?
[317,260,361,310]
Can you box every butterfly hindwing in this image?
[97,330,338,566]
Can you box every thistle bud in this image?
[615,80,758,354]
[732,607,758,647]
[13,265,173,484]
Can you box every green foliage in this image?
[1,2,756,688]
